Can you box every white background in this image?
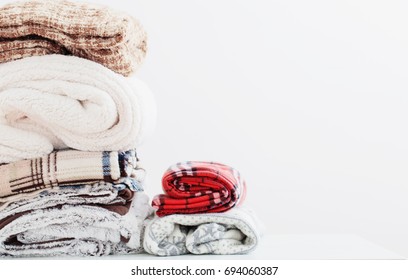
[3,0,408,257]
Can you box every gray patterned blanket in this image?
[143,207,261,256]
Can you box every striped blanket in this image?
[0,150,144,198]
[152,161,247,217]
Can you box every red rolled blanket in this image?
[152,161,246,217]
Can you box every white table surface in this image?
[98,234,404,260]
[8,234,403,260]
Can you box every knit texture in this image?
[0,0,147,76]
[0,55,156,163]
[152,161,247,217]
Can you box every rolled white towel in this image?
[0,54,156,163]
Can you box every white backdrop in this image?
[2,0,408,256]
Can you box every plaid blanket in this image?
[0,0,147,76]
[152,161,247,217]
[0,149,141,198]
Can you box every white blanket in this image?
[143,208,262,256]
[0,54,156,163]
[0,184,153,257]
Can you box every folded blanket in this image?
[0,183,153,257]
[0,0,147,76]
[0,55,156,163]
[152,161,247,217]
[0,181,139,212]
[143,207,260,256]
[0,149,145,198]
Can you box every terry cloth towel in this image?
[0,184,153,257]
[0,0,147,76]
[143,207,260,256]
[152,161,247,217]
[0,149,145,198]
[0,55,156,163]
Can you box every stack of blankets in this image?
[0,0,262,258]
[0,0,155,257]
[143,161,261,256]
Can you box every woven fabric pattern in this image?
[0,0,147,76]
[0,150,140,198]
[152,161,247,217]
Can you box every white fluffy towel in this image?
[0,54,156,163]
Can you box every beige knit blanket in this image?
[0,0,147,76]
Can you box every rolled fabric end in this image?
[143,207,260,256]
[0,55,157,163]
[152,161,247,217]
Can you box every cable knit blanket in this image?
[0,183,153,257]
[0,0,147,76]
[0,149,145,198]
[0,55,156,164]
[152,162,247,217]
[143,207,261,256]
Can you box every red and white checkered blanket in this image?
[152,161,247,217]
